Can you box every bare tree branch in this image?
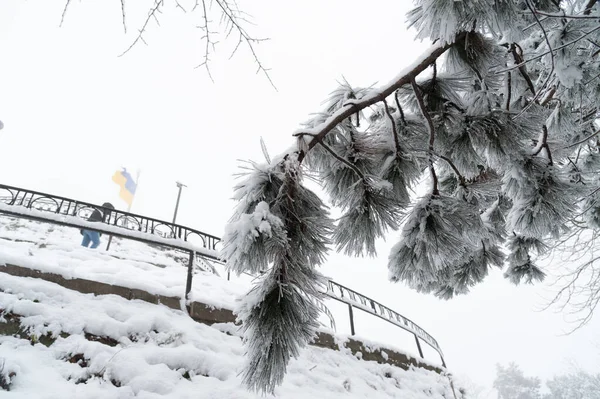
[59,0,72,28]
[118,0,163,57]
[211,0,275,89]
[194,0,215,82]
[113,0,273,87]
[120,0,127,33]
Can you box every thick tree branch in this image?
[294,34,462,163]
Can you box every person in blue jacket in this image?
[81,202,114,249]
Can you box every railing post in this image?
[414,334,424,358]
[348,304,355,336]
[185,251,194,302]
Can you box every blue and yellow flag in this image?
[112,168,137,207]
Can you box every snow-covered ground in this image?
[0,272,460,398]
[0,215,461,398]
[0,215,246,310]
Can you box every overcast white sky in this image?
[0,0,598,395]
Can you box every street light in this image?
[172,181,187,224]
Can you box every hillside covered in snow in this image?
[0,216,461,398]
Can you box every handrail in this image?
[0,184,221,258]
[0,183,445,366]
[325,280,442,360]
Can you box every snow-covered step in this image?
[0,273,459,398]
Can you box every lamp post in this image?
[172,181,187,224]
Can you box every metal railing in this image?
[0,184,221,257]
[0,183,445,366]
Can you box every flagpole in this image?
[127,169,141,213]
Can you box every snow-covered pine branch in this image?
[225,0,600,392]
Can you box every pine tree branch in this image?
[410,77,439,195]
[433,153,467,188]
[498,26,600,74]
[317,141,366,181]
[584,0,598,15]
[394,91,407,126]
[524,10,600,19]
[383,99,402,156]
[532,125,554,165]
[525,0,555,95]
[540,85,557,106]
[294,34,464,162]
[564,127,600,149]
[510,43,536,95]
[506,71,512,111]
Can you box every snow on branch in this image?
[293,34,464,159]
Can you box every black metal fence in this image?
[0,183,445,366]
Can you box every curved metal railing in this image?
[0,184,221,257]
[0,183,444,366]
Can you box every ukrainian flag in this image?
[112,168,137,207]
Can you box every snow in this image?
[0,214,456,396]
[0,273,460,398]
[0,216,245,310]
[291,40,448,147]
[0,203,219,259]
[0,215,445,365]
